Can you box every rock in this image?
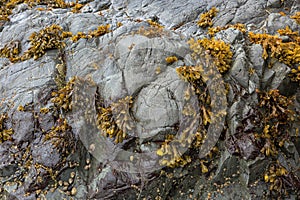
[262,60,290,90]
[231,0,267,25]
[248,44,265,77]
[229,47,249,89]
[31,136,61,168]
[265,13,299,35]
[11,111,34,144]
[84,0,111,13]
[214,28,243,44]
[0,143,17,177]
[0,0,300,199]
[267,0,282,8]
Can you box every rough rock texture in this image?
[0,0,300,199]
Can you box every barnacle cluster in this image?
[188,38,233,73]
[97,96,133,143]
[256,89,295,156]
[71,24,110,42]
[51,77,76,112]
[165,56,178,64]
[291,12,300,24]
[0,40,21,62]
[248,27,300,67]
[197,7,218,28]
[0,113,13,143]
[208,23,246,36]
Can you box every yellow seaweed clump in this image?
[71,3,83,13]
[188,38,233,73]
[0,113,14,143]
[51,77,76,112]
[291,12,300,24]
[0,0,69,21]
[23,24,70,60]
[264,163,288,194]
[44,118,74,154]
[97,96,133,143]
[136,20,165,38]
[156,135,192,168]
[289,65,300,82]
[147,19,164,29]
[256,89,295,156]
[0,40,21,62]
[71,24,110,42]
[165,56,178,64]
[248,30,300,67]
[197,7,218,28]
[208,23,246,36]
[176,65,202,81]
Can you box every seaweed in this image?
[71,24,110,42]
[208,23,246,36]
[0,113,13,143]
[51,77,75,112]
[97,96,133,143]
[248,28,300,67]
[291,12,300,24]
[188,38,233,73]
[165,56,178,64]
[197,7,218,28]
[255,89,295,156]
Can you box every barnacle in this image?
[0,113,14,143]
[197,7,218,28]
[208,23,246,36]
[97,96,133,143]
[248,29,300,67]
[165,56,178,64]
[51,77,75,112]
[291,12,300,24]
[188,38,233,73]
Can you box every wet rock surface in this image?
[0,0,300,199]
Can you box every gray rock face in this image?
[0,0,299,199]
